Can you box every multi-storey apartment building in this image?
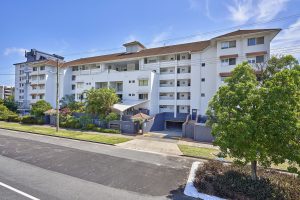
[14,29,280,129]
[0,86,14,100]
[14,49,64,113]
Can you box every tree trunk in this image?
[251,160,257,180]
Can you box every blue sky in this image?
[1,0,300,86]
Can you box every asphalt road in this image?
[0,129,197,200]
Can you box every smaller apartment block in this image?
[0,86,14,100]
[14,29,280,129]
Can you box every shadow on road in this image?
[166,184,197,200]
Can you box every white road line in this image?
[0,182,40,200]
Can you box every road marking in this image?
[0,182,40,200]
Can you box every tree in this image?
[31,100,52,117]
[207,62,261,180]
[256,55,300,83]
[85,88,119,116]
[256,69,300,171]
[60,94,75,108]
[3,96,18,112]
[207,61,300,180]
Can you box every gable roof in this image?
[65,40,211,66]
[214,29,281,39]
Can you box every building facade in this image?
[14,49,64,113]
[14,29,280,128]
[0,86,14,100]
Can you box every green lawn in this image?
[178,144,220,159]
[0,121,131,145]
[178,144,298,172]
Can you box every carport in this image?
[165,120,184,131]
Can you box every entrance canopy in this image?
[112,100,149,113]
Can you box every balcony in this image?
[159,105,174,113]
[159,73,175,80]
[176,99,190,105]
[178,59,191,66]
[159,99,175,105]
[160,60,177,68]
[159,93,175,100]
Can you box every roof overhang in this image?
[112,100,149,113]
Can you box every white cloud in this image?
[227,0,289,24]
[257,0,289,21]
[227,0,254,24]
[3,47,28,56]
[271,18,300,59]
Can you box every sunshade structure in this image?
[44,109,57,115]
[111,100,149,113]
[131,112,152,120]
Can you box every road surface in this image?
[0,129,197,200]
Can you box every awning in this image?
[112,100,149,112]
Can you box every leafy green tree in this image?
[256,69,300,172]
[207,61,300,180]
[207,62,261,179]
[85,88,119,116]
[31,100,52,117]
[0,104,14,120]
[60,94,75,108]
[4,96,18,112]
[256,55,300,82]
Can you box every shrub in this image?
[6,114,21,122]
[79,115,93,129]
[0,104,13,121]
[104,112,119,122]
[193,160,300,200]
[21,116,38,124]
[85,123,96,130]
[93,127,120,134]
[31,100,52,117]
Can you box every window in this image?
[77,82,84,89]
[72,66,79,71]
[139,93,148,100]
[132,94,135,96]
[221,40,236,49]
[33,67,37,71]
[39,75,45,80]
[248,55,264,63]
[201,78,205,82]
[132,80,135,83]
[72,85,75,90]
[129,94,131,96]
[139,79,148,86]
[201,93,205,97]
[229,58,236,65]
[81,65,87,70]
[248,37,264,46]
[256,55,264,63]
[40,66,45,70]
[32,85,37,90]
[39,94,44,99]
[129,81,131,83]
[248,57,256,64]
[40,85,45,89]
[72,75,76,81]
[201,63,205,67]
[257,37,264,45]
[32,95,36,99]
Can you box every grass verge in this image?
[0,121,131,145]
[178,144,297,171]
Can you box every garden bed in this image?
[192,160,299,200]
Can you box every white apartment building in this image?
[0,86,14,100]
[14,49,64,113]
[14,29,280,128]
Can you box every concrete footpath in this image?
[117,131,217,156]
